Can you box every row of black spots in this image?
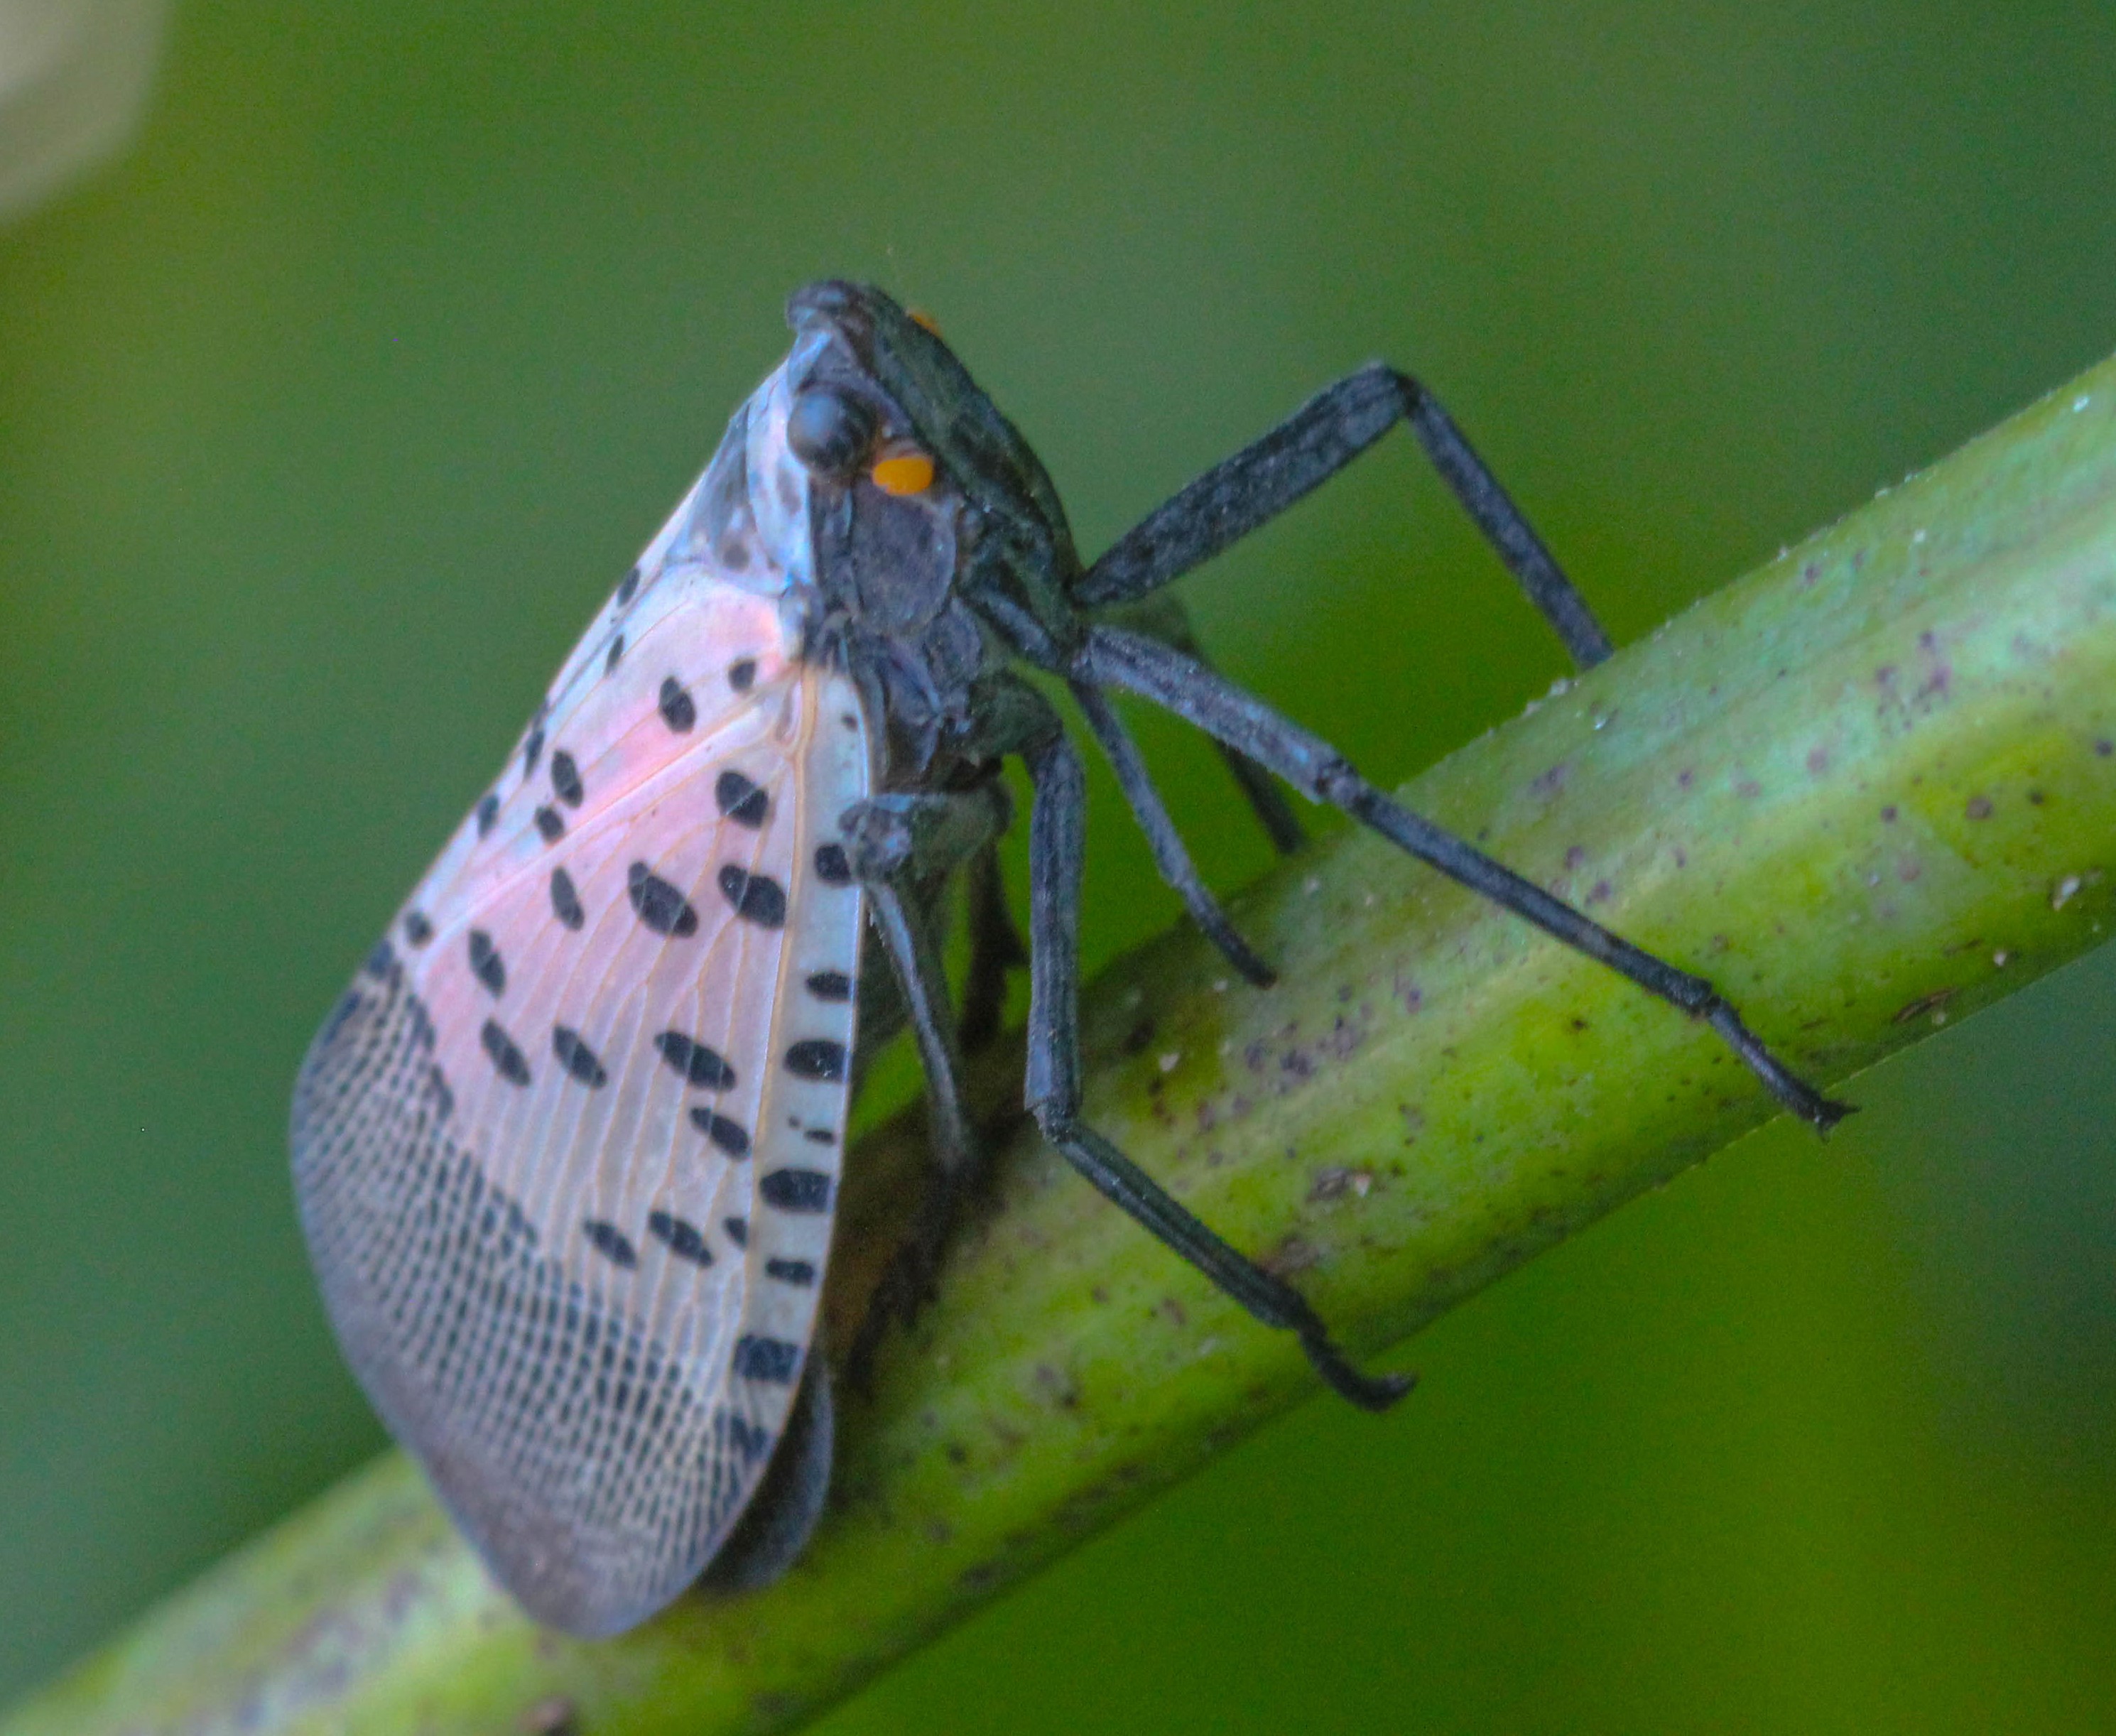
[403,911,434,947]
[655,1030,736,1090]
[646,1210,712,1266]
[522,726,545,781]
[813,843,852,885]
[732,1335,801,1384]
[535,805,565,843]
[688,1106,750,1158]
[764,1257,816,1287]
[553,1025,607,1087]
[482,1018,531,1087]
[759,1168,832,1213]
[783,1039,846,1083]
[629,862,699,936]
[715,770,769,828]
[604,634,625,675]
[804,969,851,1002]
[717,864,786,928]
[550,749,584,808]
[617,563,641,607]
[476,793,499,838]
[723,1215,749,1248]
[550,867,585,931]
[660,676,697,732]
[728,658,757,693]
[468,929,505,996]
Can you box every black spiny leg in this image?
[1078,363,1614,672]
[1076,626,1855,1132]
[1103,593,1308,857]
[841,790,1007,1384]
[960,839,1026,1055]
[1014,699,1412,1412]
[1071,681,1275,987]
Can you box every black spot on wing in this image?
[720,1409,769,1463]
[717,864,786,928]
[759,1168,832,1213]
[655,1031,735,1090]
[715,770,769,828]
[550,867,584,931]
[765,1258,817,1286]
[475,793,499,837]
[784,1038,847,1083]
[604,633,625,673]
[804,1127,836,1146]
[481,1019,531,1086]
[814,842,852,884]
[805,970,852,1002]
[522,727,545,779]
[629,862,699,936]
[733,1335,801,1384]
[688,1107,750,1158]
[659,676,696,732]
[552,1026,607,1087]
[467,929,505,996]
[722,1215,748,1248]
[534,805,565,843]
[582,1219,636,1268]
[647,1210,712,1266]
[425,1061,453,1124]
[617,564,640,605]
[364,939,396,980]
[728,658,756,692]
[402,911,433,947]
[550,749,583,807]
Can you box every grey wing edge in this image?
[287,940,806,1636]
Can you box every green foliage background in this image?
[3,2,2113,1727]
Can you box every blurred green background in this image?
[4,1,2115,1728]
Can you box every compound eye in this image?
[786,386,877,478]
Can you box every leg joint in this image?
[1313,755,1368,808]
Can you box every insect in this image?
[293,282,1849,1637]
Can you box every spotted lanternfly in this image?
[293,281,1849,1638]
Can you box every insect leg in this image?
[1017,714,1413,1412]
[1078,625,1855,1130]
[840,790,1007,1377]
[1102,593,1306,856]
[960,840,1026,1054]
[1075,363,1612,671]
[1071,680,1276,987]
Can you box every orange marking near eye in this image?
[871,450,935,495]
[907,308,942,335]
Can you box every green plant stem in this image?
[13,357,2116,1736]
